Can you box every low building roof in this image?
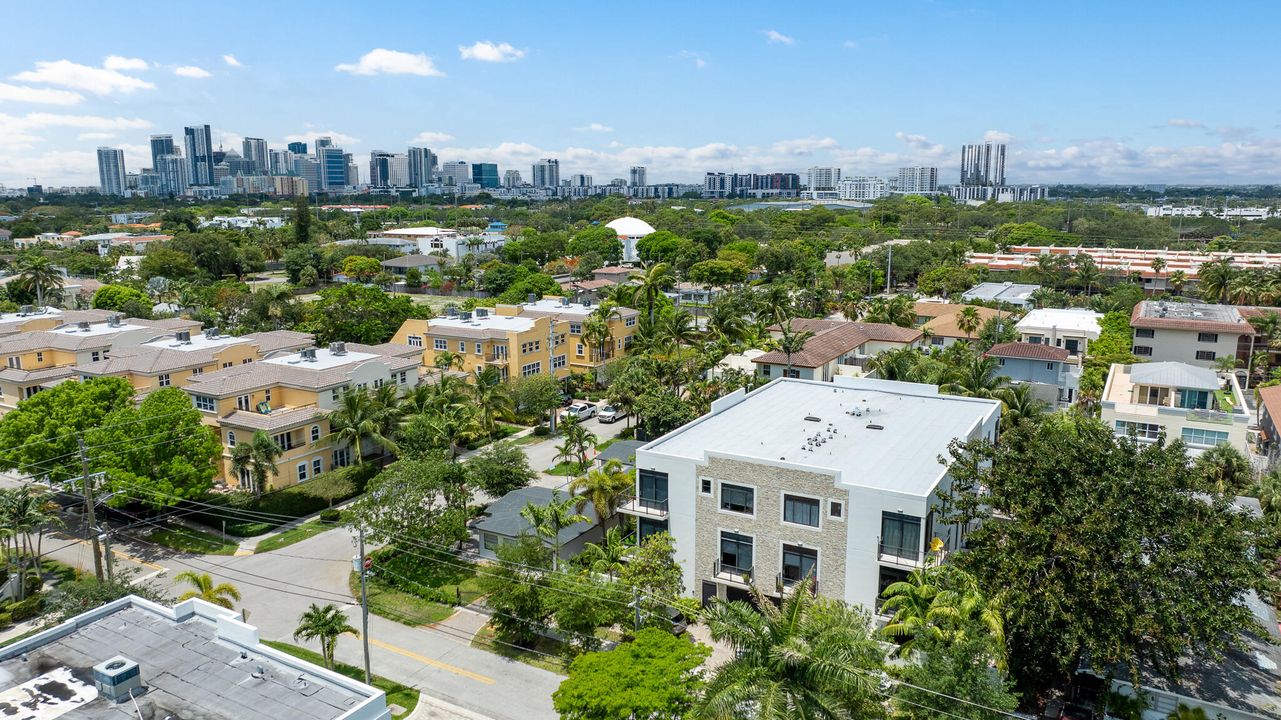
[912,301,963,319]
[592,265,634,276]
[380,254,447,269]
[920,305,1004,339]
[1129,361,1220,390]
[753,321,921,369]
[1131,300,1251,334]
[985,342,1070,361]
[596,439,645,467]
[1258,385,1281,427]
[962,282,1041,304]
[475,487,598,543]
[561,278,618,292]
[184,348,417,396]
[1016,308,1104,338]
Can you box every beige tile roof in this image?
[221,405,324,432]
[921,306,1004,339]
[243,330,315,355]
[0,366,78,383]
[184,354,417,396]
[754,321,921,368]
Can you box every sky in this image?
[4,0,1281,188]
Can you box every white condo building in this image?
[96,147,126,196]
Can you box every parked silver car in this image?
[560,402,597,422]
[597,405,626,423]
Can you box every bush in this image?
[6,595,43,622]
[617,426,635,440]
[533,424,551,437]
[0,612,12,627]
[319,509,341,523]
[185,464,377,536]
[23,572,41,596]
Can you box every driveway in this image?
[519,411,634,491]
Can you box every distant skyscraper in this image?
[407,147,437,188]
[183,125,214,185]
[156,154,190,196]
[293,156,322,191]
[242,137,268,174]
[471,163,499,189]
[314,136,333,155]
[807,166,840,191]
[440,161,470,186]
[149,135,175,171]
[629,166,647,186]
[569,174,592,188]
[503,169,523,187]
[345,153,359,186]
[317,146,347,190]
[96,147,126,196]
[959,143,1005,186]
[532,158,560,188]
[369,151,410,187]
[269,149,294,176]
[287,141,308,155]
[896,166,938,194]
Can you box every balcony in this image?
[712,560,753,588]
[617,494,669,519]
[776,573,818,597]
[877,537,923,568]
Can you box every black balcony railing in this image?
[622,494,669,515]
[776,573,819,596]
[714,559,753,584]
[878,537,922,564]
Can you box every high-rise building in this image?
[471,163,499,189]
[317,146,347,190]
[345,154,360,186]
[156,154,190,196]
[407,147,437,188]
[569,174,593,188]
[896,167,938,194]
[503,169,523,188]
[532,158,560,188]
[96,147,126,196]
[959,143,1005,186]
[807,166,841,191]
[183,125,214,186]
[269,150,294,176]
[440,161,470,186]
[836,176,889,201]
[242,137,268,174]
[369,151,410,187]
[149,135,175,171]
[293,156,321,191]
[314,137,333,155]
[287,141,308,155]
[629,166,647,187]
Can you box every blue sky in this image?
[4,0,1281,187]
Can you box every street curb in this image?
[407,691,499,720]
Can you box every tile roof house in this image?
[753,319,922,381]
[918,304,1005,348]
[985,342,1080,405]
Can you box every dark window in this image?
[880,512,921,561]
[638,469,668,511]
[1195,350,1216,361]
[781,544,818,584]
[783,495,820,527]
[700,478,712,494]
[1197,332,1218,343]
[1134,328,1155,339]
[720,483,754,514]
[829,501,843,518]
[719,531,753,572]
[760,364,771,377]
[638,517,667,540]
[1133,345,1153,356]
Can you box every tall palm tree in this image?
[660,309,699,353]
[1074,255,1102,296]
[14,255,64,307]
[578,525,633,579]
[631,263,675,324]
[421,403,482,459]
[1168,270,1188,295]
[705,300,747,345]
[230,430,282,494]
[555,419,598,472]
[324,389,399,463]
[776,320,814,378]
[868,347,921,382]
[995,383,1047,426]
[1192,443,1254,495]
[1254,468,1281,527]
[520,493,589,570]
[471,366,513,434]
[698,581,882,720]
[568,459,632,522]
[1197,258,1235,304]
[175,571,242,610]
[293,603,359,670]
[433,350,465,376]
[943,357,1007,399]
[956,306,981,340]
[583,303,618,364]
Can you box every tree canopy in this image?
[553,628,710,720]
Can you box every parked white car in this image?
[597,405,626,423]
[560,402,597,422]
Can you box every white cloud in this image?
[1168,118,1204,129]
[763,30,795,45]
[842,40,859,49]
[174,65,212,78]
[0,112,152,151]
[676,50,707,69]
[408,131,454,144]
[11,60,154,95]
[984,129,1016,143]
[77,132,115,141]
[575,123,614,133]
[771,136,838,156]
[335,49,443,77]
[283,129,360,146]
[222,54,242,67]
[458,41,525,63]
[103,55,148,71]
[0,83,83,106]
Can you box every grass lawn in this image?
[471,623,567,675]
[147,526,238,555]
[349,547,485,626]
[545,461,588,477]
[262,640,419,719]
[255,517,343,554]
[512,433,544,446]
[350,572,456,626]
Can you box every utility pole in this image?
[547,318,558,436]
[357,527,372,685]
[631,588,642,631]
[77,436,104,582]
[885,245,893,295]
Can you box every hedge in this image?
[185,463,378,536]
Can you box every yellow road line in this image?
[368,637,495,684]
[70,537,167,572]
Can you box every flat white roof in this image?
[524,298,598,317]
[640,377,999,497]
[264,347,377,369]
[376,226,459,237]
[431,314,536,332]
[142,332,246,352]
[53,321,149,337]
[1016,308,1103,337]
[0,308,61,323]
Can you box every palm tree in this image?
[14,255,64,308]
[519,493,589,570]
[776,320,814,378]
[230,430,282,494]
[421,403,482,459]
[1167,705,1208,720]
[1254,468,1281,527]
[324,389,399,463]
[956,306,981,340]
[1197,258,1235,304]
[433,350,465,376]
[568,459,632,522]
[554,419,598,472]
[1192,443,1254,495]
[583,304,618,364]
[868,347,921,382]
[698,580,881,720]
[631,262,675,324]
[660,309,699,353]
[1150,256,1167,284]
[705,300,747,345]
[293,603,359,670]
[943,357,1007,398]
[578,525,633,579]
[471,366,513,434]
[1074,256,1102,296]
[1168,270,1188,295]
[175,571,242,610]
[995,384,1047,425]
[880,563,946,657]
[1228,273,1261,305]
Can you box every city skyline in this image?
[5,1,1281,187]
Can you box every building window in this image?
[297,462,309,483]
[569,323,583,335]
[700,478,713,495]
[193,395,216,412]
[626,317,636,327]
[781,544,818,585]
[374,378,384,389]
[720,483,754,515]
[576,343,584,356]
[881,512,922,562]
[521,362,542,377]
[6,356,19,370]
[35,352,43,363]
[1135,328,1155,339]
[458,340,466,352]
[1195,350,1216,361]
[398,371,407,384]
[242,358,253,364]
[274,432,293,450]
[434,339,447,351]
[1197,332,1219,343]
[552,354,567,369]
[154,373,170,388]
[408,335,423,348]
[782,495,821,528]
[223,362,233,368]
[192,366,203,375]
[829,500,843,519]
[333,447,351,467]
[227,431,236,447]
[264,388,271,403]
[1181,427,1230,448]
[997,358,1006,366]
[1115,420,1161,441]
[637,469,668,509]
[931,336,944,346]
[90,352,100,362]
[760,364,771,377]
[520,340,541,354]
[237,395,250,411]
[312,457,323,478]
[719,531,753,573]
[1046,362,1055,370]
[311,425,321,443]
[1134,345,1153,356]
[475,342,483,355]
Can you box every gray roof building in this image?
[1129,361,1220,391]
[475,487,599,547]
[961,282,1041,307]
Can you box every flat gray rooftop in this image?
[640,378,1000,497]
[0,605,373,719]
[1137,300,1245,324]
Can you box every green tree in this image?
[553,628,710,720]
[324,388,400,463]
[555,419,598,473]
[956,305,982,339]
[548,570,629,657]
[618,531,684,627]
[91,284,152,314]
[520,492,589,570]
[341,255,382,282]
[346,456,469,549]
[174,571,242,610]
[634,390,696,439]
[568,459,631,522]
[139,247,199,281]
[631,263,676,324]
[1192,442,1254,495]
[577,526,633,580]
[567,226,622,263]
[893,633,1019,720]
[480,536,552,646]
[229,430,282,495]
[293,603,359,670]
[0,377,134,482]
[465,441,536,498]
[471,366,514,434]
[13,254,64,307]
[305,284,425,344]
[687,259,747,288]
[292,196,312,245]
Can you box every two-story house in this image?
[1130,300,1248,368]
[752,319,922,381]
[623,376,1002,611]
[1100,361,1249,454]
[914,302,1006,348]
[985,342,1080,404]
[1016,308,1103,359]
[183,342,421,490]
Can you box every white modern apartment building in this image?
[896,166,938,194]
[836,176,889,201]
[1100,361,1249,455]
[1130,300,1248,368]
[362,225,505,258]
[806,166,841,191]
[624,377,1001,611]
[1015,308,1103,358]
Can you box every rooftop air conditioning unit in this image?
[93,656,142,703]
[205,327,219,339]
[526,293,538,303]
[17,305,32,316]
[301,348,317,362]
[329,342,346,356]
[175,330,191,344]
[560,296,570,307]
[460,311,472,321]
[475,308,489,318]
[446,307,459,317]
[77,321,92,332]
[107,314,122,328]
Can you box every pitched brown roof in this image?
[913,301,962,319]
[593,266,633,276]
[754,320,921,368]
[1259,385,1281,430]
[921,306,1003,339]
[985,342,1070,361]
[221,405,324,432]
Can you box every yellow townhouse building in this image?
[0,307,123,338]
[391,297,640,381]
[182,341,421,490]
[0,314,202,413]
[77,327,314,401]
